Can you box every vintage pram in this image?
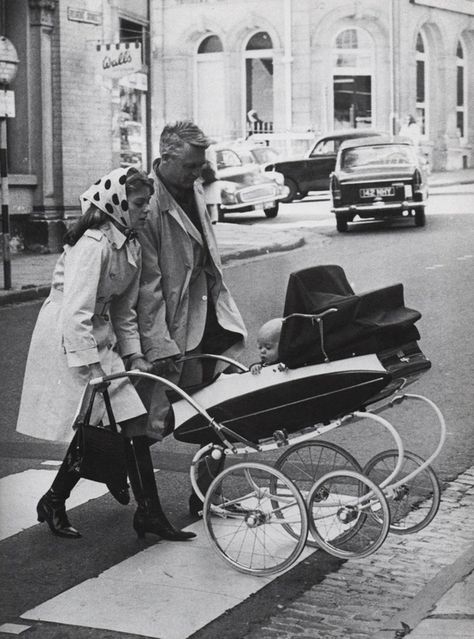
[91,265,446,576]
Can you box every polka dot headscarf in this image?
[80,167,132,228]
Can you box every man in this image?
[137,120,247,516]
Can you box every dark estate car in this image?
[264,129,384,202]
[330,136,429,232]
[213,144,288,220]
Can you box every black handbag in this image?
[69,384,130,505]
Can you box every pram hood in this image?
[279,265,422,368]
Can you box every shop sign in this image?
[67,7,102,25]
[97,42,142,78]
[119,72,148,91]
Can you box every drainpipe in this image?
[283,0,292,155]
[389,0,396,135]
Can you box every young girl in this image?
[17,167,195,542]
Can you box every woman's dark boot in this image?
[37,489,81,539]
[124,436,196,541]
[37,437,81,538]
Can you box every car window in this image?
[309,139,338,156]
[216,149,243,169]
[251,147,280,164]
[341,144,414,169]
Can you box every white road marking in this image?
[457,255,473,260]
[0,469,107,541]
[0,623,32,635]
[21,518,315,639]
[425,264,444,270]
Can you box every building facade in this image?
[2,0,474,251]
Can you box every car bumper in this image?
[331,200,426,214]
[221,188,289,211]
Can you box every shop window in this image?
[456,40,466,140]
[333,28,374,129]
[416,32,428,135]
[245,32,273,136]
[118,18,147,169]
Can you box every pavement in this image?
[1,165,473,638]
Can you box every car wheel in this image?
[281,178,298,203]
[336,214,348,233]
[414,207,426,227]
[217,205,225,223]
[264,203,279,218]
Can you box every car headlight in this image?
[220,183,238,204]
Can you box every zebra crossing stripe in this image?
[20,523,314,639]
[0,469,107,541]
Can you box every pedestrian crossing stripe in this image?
[0,468,108,541]
[3,468,315,639]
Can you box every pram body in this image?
[89,265,446,576]
[172,265,430,445]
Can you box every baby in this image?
[250,317,283,374]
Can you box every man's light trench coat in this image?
[137,172,247,436]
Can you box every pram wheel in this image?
[307,469,390,559]
[274,441,363,547]
[203,462,308,576]
[363,449,441,534]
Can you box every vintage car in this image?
[213,145,288,221]
[264,129,385,202]
[330,136,428,232]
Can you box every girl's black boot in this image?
[37,434,81,538]
[37,489,81,539]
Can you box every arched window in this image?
[332,27,374,129]
[198,35,223,54]
[244,32,274,135]
[416,32,428,135]
[456,40,466,139]
[195,35,225,139]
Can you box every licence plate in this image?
[360,186,395,198]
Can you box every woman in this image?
[16,166,195,542]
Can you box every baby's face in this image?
[257,330,279,365]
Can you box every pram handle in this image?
[283,308,339,363]
[175,353,249,373]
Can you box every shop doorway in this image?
[333,75,372,129]
[244,31,274,136]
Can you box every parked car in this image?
[330,136,429,232]
[212,144,288,221]
[264,129,385,203]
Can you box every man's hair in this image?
[160,120,211,157]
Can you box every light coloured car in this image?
[212,144,288,221]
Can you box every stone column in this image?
[27,0,64,252]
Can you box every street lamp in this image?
[0,35,19,290]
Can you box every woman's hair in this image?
[64,167,154,246]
